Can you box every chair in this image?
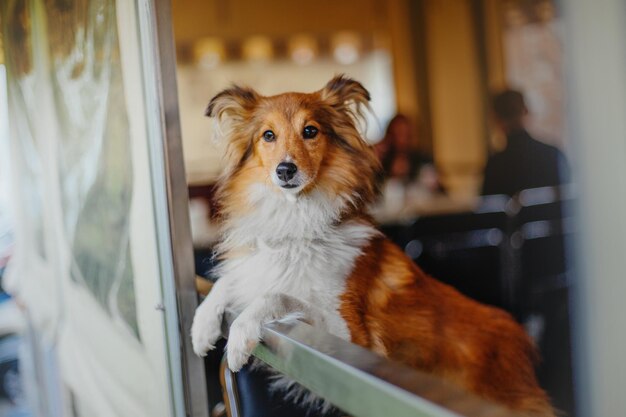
[380,199,515,311]
[514,187,576,416]
[516,186,575,294]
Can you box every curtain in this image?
[2,1,176,416]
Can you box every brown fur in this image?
[206,75,555,416]
[341,238,554,415]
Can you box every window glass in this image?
[43,0,139,337]
[1,1,180,416]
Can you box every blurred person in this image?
[482,89,569,196]
[375,114,444,195]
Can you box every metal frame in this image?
[222,310,526,417]
[137,0,209,416]
[220,357,241,417]
[564,3,626,416]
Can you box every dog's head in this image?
[206,75,380,209]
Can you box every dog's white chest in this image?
[216,187,377,339]
[222,226,371,339]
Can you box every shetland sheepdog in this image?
[191,75,555,416]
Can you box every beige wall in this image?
[386,0,420,125]
[172,0,388,42]
[424,0,487,196]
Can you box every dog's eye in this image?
[263,130,275,142]
[303,125,318,139]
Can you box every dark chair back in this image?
[380,197,514,310]
[516,187,575,293]
[514,187,576,416]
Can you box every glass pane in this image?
[43,0,139,337]
[1,0,182,416]
[2,0,47,260]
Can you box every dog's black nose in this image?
[276,162,298,182]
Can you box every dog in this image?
[190,75,555,416]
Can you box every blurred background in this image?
[1,1,625,417]
[175,0,566,194]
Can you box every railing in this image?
[221,310,525,417]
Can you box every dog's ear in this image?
[320,74,371,110]
[320,75,372,141]
[205,85,259,121]
[205,86,260,171]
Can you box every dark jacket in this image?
[482,129,570,196]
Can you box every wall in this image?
[424,0,488,196]
[172,0,387,42]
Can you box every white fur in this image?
[191,183,378,372]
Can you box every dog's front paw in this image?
[226,317,262,371]
[190,304,223,357]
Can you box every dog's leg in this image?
[191,278,232,357]
[226,293,326,371]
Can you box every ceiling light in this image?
[331,31,361,65]
[193,37,225,69]
[288,35,318,66]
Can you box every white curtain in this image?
[2,1,177,416]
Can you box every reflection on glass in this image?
[3,0,177,415]
[2,0,47,259]
[43,0,139,337]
